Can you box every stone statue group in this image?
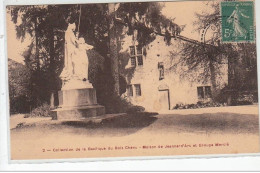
[60,23,94,90]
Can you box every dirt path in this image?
[10,105,259,160]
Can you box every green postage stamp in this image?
[221,1,255,43]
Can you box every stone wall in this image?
[120,34,228,111]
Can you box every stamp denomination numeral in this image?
[224,29,231,38]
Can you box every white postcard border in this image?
[1,0,260,171]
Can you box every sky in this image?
[162,1,213,40]
[6,1,213,64]
[7,12,31,64]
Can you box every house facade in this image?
[120,33,228,112]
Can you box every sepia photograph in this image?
[6,0,259,160]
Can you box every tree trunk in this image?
[48,25,56,101]
[108,3,120,95]
[49,26,55,77]
[209,58,217,100]
[34,16,40,71]
[47,6,56,101]
[228,55,235,89]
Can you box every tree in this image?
[108,3,120,95]
[8,2,181,112]
[173,1,257,101]
[8,59,31,113]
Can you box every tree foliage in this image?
[174,1,257,97]
[8,2,181,112]
[117,2,181,46]
[8,59,31,113]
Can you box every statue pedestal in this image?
[51,81,105,120]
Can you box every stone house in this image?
[119,33,228,112]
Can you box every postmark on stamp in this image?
[220,1,255,43]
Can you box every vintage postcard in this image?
[5,0,259,161]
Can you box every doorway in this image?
[158,89,170,110]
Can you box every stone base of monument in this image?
[52,105,106,120]
[51,88,106,121]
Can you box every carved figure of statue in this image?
[73,37,93,80]
[60,23,94,90]
[60,23,77,80]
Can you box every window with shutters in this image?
[158,62,164,80]
[205,86,212,98]
[129,45,143,67]
[134,84,142,96]
[197,86,212,99]
[127,85,133,97]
